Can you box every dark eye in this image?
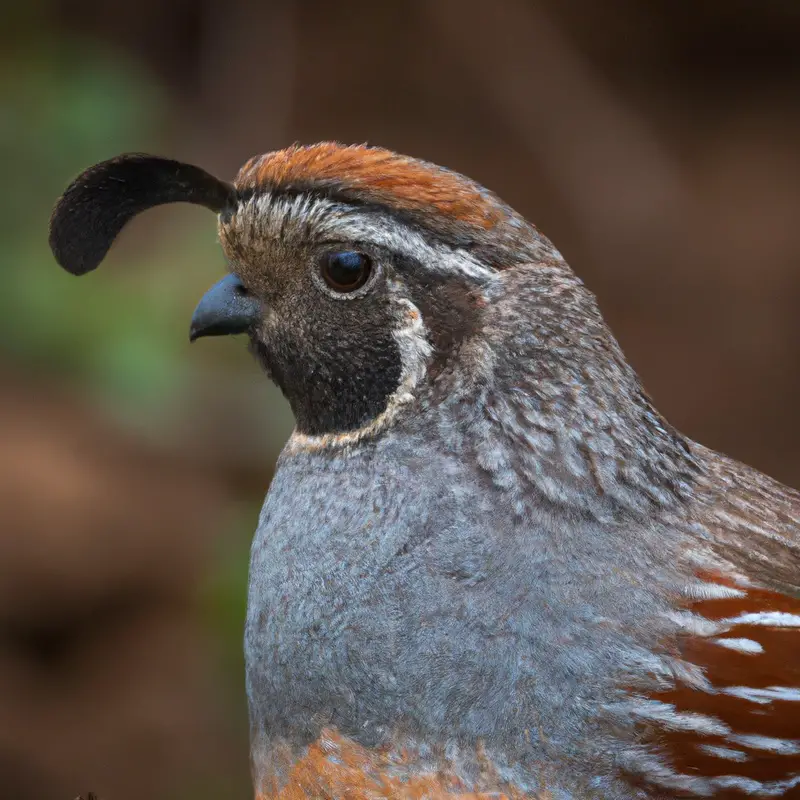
[320,251,372,293]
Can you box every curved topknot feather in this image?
[49,154,235,275]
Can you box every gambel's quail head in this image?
[50,144,800,798]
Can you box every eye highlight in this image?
[320,250,372,293]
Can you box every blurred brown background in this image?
[1,1,799,798]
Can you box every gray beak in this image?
[189,274,262,342]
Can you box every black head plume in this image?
[49,154,236,275]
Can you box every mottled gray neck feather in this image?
[425,261,700,523]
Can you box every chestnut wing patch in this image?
[645,576,800,797]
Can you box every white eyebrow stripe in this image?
[228,190,505,302]
[712,637,764,654]
[235,190,503,283]
[318,210,497,282]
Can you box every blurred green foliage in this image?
[0,39,226,421]
[0,41,261,793]
[200,500,255,684]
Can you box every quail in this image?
[50,144,800,799]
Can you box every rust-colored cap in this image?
[234,142,507,233]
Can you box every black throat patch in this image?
[250,321,403,437]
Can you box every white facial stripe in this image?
[225,191,495,451]
[388,295,434,405]
[317,208,497,283]
[285,295,432,453]
[227,191,498,284]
